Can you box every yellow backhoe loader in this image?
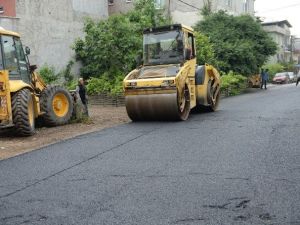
[248,74,261,88]
[0,27,73,136]
[123,24,221,121]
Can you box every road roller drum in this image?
[123,24,221,121]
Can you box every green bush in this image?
[194,32,218,66]
[86,73,123,96]
[39,64,60,84]
[66,80,78,90]
[194,11,277,76]
[73,0,169,95]
[60,60,75,86]
[221,71,247,96]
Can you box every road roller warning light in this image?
[123,24,221,121]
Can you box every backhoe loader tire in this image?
[12,89,35,136]
[41,85,73,126]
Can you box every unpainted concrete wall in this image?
[169,0,255,27]
[108,0,255,27]
[0,0,108,72]
[108,0,134,15]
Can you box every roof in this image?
[261,20,292,28]
[143,24,194,34]
[0,27,20,37]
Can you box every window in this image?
[187,33,195,59]
[154,0,165,9]
[226,0,232,7]
[0,6,4,14]
[108,0,114,6]
[244,0,249,12]
[2,35,19,78]
[143,30,184,65]
[14,38,30,83]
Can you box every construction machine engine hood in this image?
[137,65,180,79]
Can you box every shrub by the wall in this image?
[221,71,247,96]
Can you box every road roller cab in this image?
[0,27,73,136]
[123,24,221,121]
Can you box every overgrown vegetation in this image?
[263,63,284,80]
[194,32,217,66]
[194,11,277,76]
[221,71,247,96]
[72,0,168,95]
[39,61,77,89]
[40,2,278,96]
[86,74,124,95]
[39,64,60,84]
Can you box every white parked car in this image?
[287,72,296,82]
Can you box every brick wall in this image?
[0,0,16,17]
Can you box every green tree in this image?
[201,0,213,17]
[73,0,169,82]
[194,11,277,76]
[194,31,217,66]
[39,64,60,84]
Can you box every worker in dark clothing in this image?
[296,75,300,86]
[76,78,89,117]
[261,69,269,90]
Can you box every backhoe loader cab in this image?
[123,24,221,121]
[0,27,73,136]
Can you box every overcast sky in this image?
[255,0,300,37]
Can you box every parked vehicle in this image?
[287,72,296,82]
[272,72,290,84]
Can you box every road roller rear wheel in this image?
[195,79,220,112]
[207,80,220,112]
[177,85,190,120]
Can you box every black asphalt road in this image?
[1,84,300,225]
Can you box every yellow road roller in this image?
[123,24,221,121]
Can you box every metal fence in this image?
[89,93,125,107]
[88,87,241,107]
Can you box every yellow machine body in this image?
[0,71,12,125]
[123,24,220,121]
[0,71,46,128]
[0,27,73,135]
[248,74,261,88]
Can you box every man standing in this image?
[76,78,89,117]
[261,69,268,90]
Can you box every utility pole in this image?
[290,35,295,63]
[168,0,171,24]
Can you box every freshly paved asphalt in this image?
[1,84,300,225]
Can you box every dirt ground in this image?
[0,106,130,160]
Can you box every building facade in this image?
[108,0,255,26]
[0,0,16,17]
[262,20,292,64]
[108,0,134,15]
[293,37,300,64]
[0,0,108,70]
